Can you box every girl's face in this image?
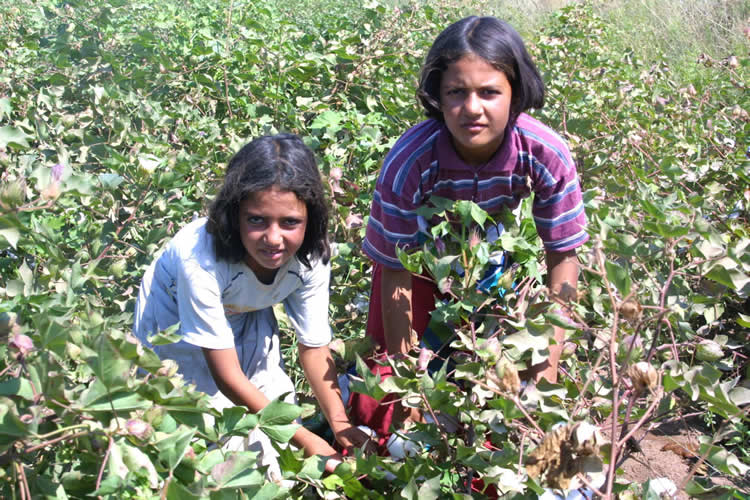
[238,186,307,282]
[439,53,512,166]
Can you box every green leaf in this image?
[217,406,259,435]
[0,126,32,149]
[349,354,387,401]
[18,260,33,296]
[258,399,302,427]
[379,375,410,394]
[454,200,488,227]
[98,173,124,189]
[245,482,284,500]
[396,246,423,274]
[604,260,632,297]
[728,385,750,407]
[704,261,750,291]
[155,425,196,472]
[85,334,131,389]
[0,217,20,249]
[0,378,35,401]
[643,221,689,238]
[416,475,441,499]
[502,324,552,366]
[122,443,159,489]
[297,455,326,480]
[78,387,152,412]
[260,423,299,443]
[543,312,579,330]
[210,451,265,488]
[196,449,229,475]
[138,153,162,173]
[147,323,181,346]
[165,480,202,500]
[311,110,343,131]
[0,398,29,444]
[0,97,10,120]
[698,438,750,476]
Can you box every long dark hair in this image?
[207,133,330,268]
[417,16,545,126]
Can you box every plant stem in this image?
[25,431,88,454]
[223,0,234,118]
[593,245,621,499]
[96,436,114,496]
[616,389,663,449]
[32,423,90,441]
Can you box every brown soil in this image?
[613,416,750,498]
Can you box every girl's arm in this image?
[298,344,375,454]
[526,249,579,383]
[202,347,343,470]
[378,267,424,425]
[380,266,414,355]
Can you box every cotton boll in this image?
[357,425,376,438]
[386,433,419,460]
[539,489,564,500]
[566,488,594,500]
[648,478,677,497]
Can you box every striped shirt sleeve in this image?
[520,119,588,252]
[363,121,441,268]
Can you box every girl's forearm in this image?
[298,344,350,432]
[529,249,579,383]
[380,266,414,355]
[202,347,271,412]
[205,346,340,458]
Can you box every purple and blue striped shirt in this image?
[363,114,588,269]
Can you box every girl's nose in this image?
[464,92,481,115]
[264,224,282,245]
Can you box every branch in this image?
[223,0,234,118]
[616,388,664,449]
[25,431,88,454]
[96,436,115,497]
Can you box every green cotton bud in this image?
[110,259,127,278]
[0,178,25,209]
[695,339,723,362]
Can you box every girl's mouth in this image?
[261,248,284,259]
[462,122,486,132]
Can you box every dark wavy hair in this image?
[417,16,545,126]
[207,134,330,268]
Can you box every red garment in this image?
[348,263,499,498]
[349,262,440,436]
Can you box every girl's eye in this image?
[247,216,265,225]
[481,88,500,96]
[445,88,464,96]
[282,218,302,227]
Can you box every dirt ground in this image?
[614,416,750,498]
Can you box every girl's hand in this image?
[333,425,378,455]
[295,427,344,473]
[305,434,344,474]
